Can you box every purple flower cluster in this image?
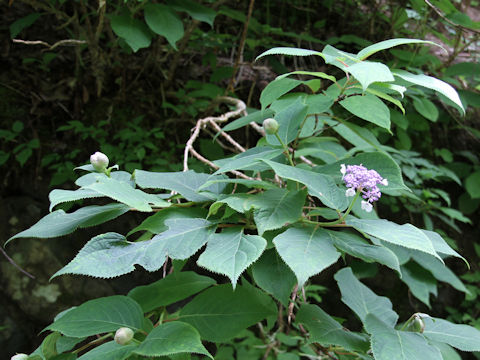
[340,164,388,212]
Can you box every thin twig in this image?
[12,39,87,50]
[424,0,480,34]
[0,246,35,279]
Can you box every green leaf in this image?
[273,226,340,286]
[413,97,439,122]
[220,109,274,133]
[134,322,212,359]
[261,160,348,210]
[423,317,480,352]
[340,94,391,130]
[400,262,437,307]
[135,170,225,202]
[75,171,134,187]
[128,271,216,312]
[328,230,401,274]
[77,341,137,360]
[8,204,129,243]
[347,61,394,91]
[357,38,443,60]
[260,78,304,109]
[366,314,442,360]
[53,219,215,278]
[213,147,283,175]
[422,230,467,265]
[168,0,216,26]
[49,188,104,212]
[179,284,276,342]
[256,47,323,61]
[296,304,369,352]
[110,14,152,52]
[197,227,266,288]
[252,249,296,306]
[335,268,398,327]
[85,176,170,212]
[276,71,336,83]
[322,45,359,71]
[10,13,42,38]
[346,219,439,259]
[46,296,144,337]
[144,4,184,49]
[250,188,306,235]
[392,70,465,115]
[266,98,309,146]
[465,170,480,199]
[365,87,405,114]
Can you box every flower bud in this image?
[263,118,279,135]
[11,354,29,360]
[90,151,109,172]
[114,327,134,345]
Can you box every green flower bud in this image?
[406,314,425,333]
[263,118,279,135]
[90,151,109,172]
[114,327,134,345]
[11,354,29,360]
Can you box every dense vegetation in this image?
[1,0,480,359]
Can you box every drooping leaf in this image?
[128,271,216,312]
[168,0,216,26]
[220,109,274,133]
[297,304,370,352]
[7,204,129,243]
[422,230,467,265]
[261,160,348,210]
[134,322,213,359]
[77,341,137,360]
[266,98,309,145]
[256,47,323,61]
[400,262,437,307]
[366,314,442,360]
[53,218,215,278]
[340,94,391,130]
[335,268,398,328]
[273,226,340,286]
[197,227,266,288]
[276,71,336,83]
[423,317,480,352]
[46,296,144,337]
[144,4,184,49]
[213,146,283,175]
[179,284,276,342]
[357,39,443,60]
[347,61,394,91]
[260,78,304,109]
[250,188,307,235]
[252,249,296,306]
[49,188,104,212]
[110,14,152,52]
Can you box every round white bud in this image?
[11,354,29,360]
[90,151,109,172]
[114,327,134,345]
[262,118,279,135]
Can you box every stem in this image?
[274,133,295,168]
[72,334,112,354]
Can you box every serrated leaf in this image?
[335,268,398,328]
[8,204,129,243]
[297,304,370,352]
[134,322,212,359]
[423,317,480,352]
[273,226,340,286]
[340,94,391,130]
[392,70,465,115]
[365,87,405,114]
[276,70,336,83]
[135,170,225,202]
[328,230,401,274]
[128,271,216,312]
[46,296,143,337]
[266,98,309,145]
[53,218,215,278]
[110,14,152,52]
[213,147,283,175]
[199,178,277,191]
[197,227,266,288]
[256,47,323,61]
[322,45,359,71]
[75,171,134,187]
[252,249,296,306]
[49,188,103,212]
[260,78,304,109]
[261,160,348,210]
[423,230,467,265]
[179,284,276,342]
[400,262,437,307]
[144,4,184,49]
[250,188,306,235]
[347,61,394,91]
[168,0,216,26]
[346,219,440,259]
[366,314,442,360]
[357,38,443,60]
[77,341,137,360]
[220,109,274,134]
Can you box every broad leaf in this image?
[169,0,216,26]
[179,284,276,342]
[197,227,266,288]
[77,341,137,360]
[260,78,303,109]
[134,322,213,359]
[110,14,152,52]
[400,262,437,307]
[250,188,306,235]
[75,171,134,187]
[53,218,215,278]
[220,109,274,133]
[357,39,442,60]
[276,70,336,83]
[8,204,129,243]
[46,296,144,337]
[413,97,439,122]
[340,94,391,130]
[252,249,296,306]
[297,304,369,352]
[422,230,467,265]
[423,317,480,352]
[335,268,398,328]
[256,47,323,61]
[322,45,359,71]
[144,4,184,49]
[266,98,309,145]
[49,188,104,212]
[128,271,216,312]
[10,13,42,38]
[262,160,348,210]
[347,61,394,91]
[273,226,340,286]
[213,147,283,175]
[366,314,442,360]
